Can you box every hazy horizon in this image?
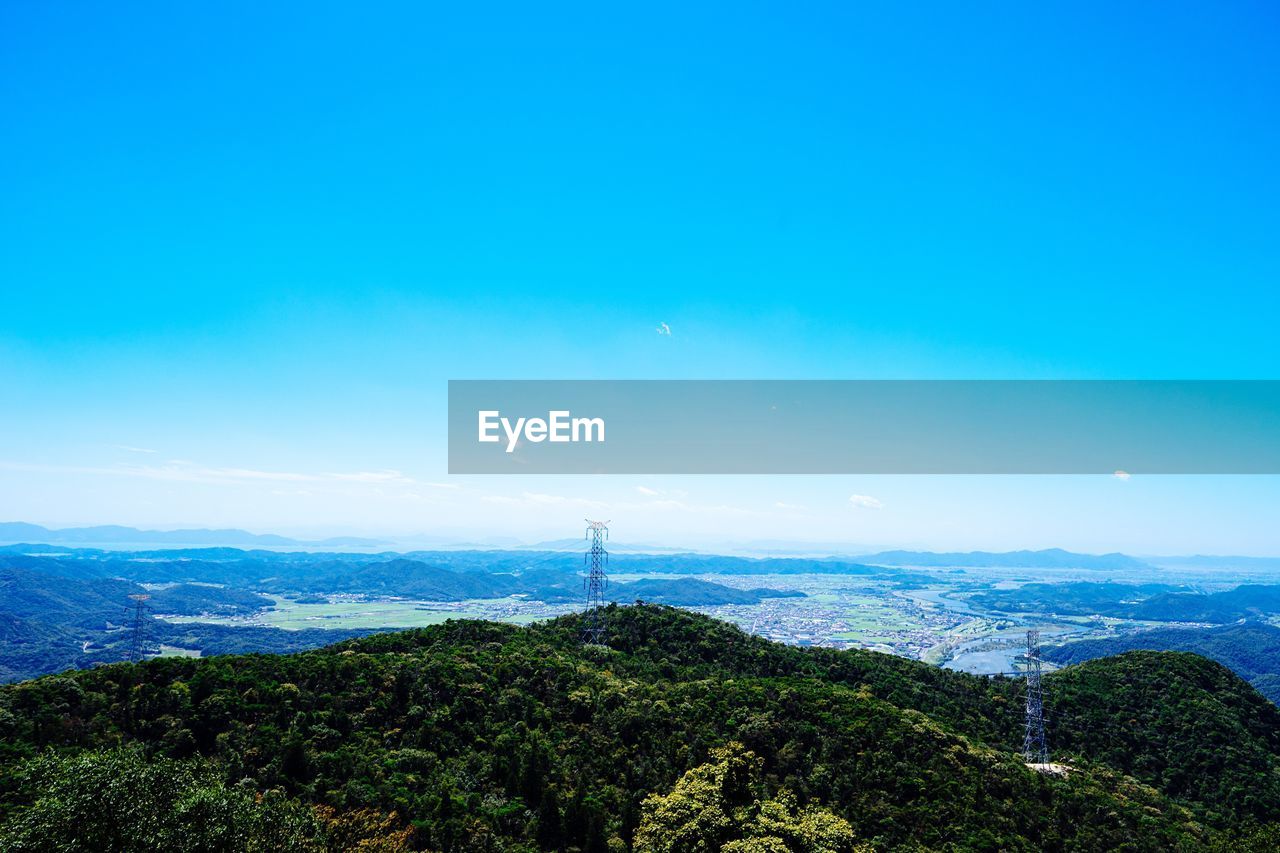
[4,517,1280,560]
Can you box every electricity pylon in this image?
[1022,629,1049,765]
[127,593,151,662]
[582,520,609,645]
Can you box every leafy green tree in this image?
[634,742,862,853]
[0,749,322,852]
[1210,821,1280,852]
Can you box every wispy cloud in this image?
[848,494,884,510]
[326,469,412,483]
[112,444,157,454]
[655,321,671,336]
[481,492,609,509]
[630,497,759,516]
[524,492,574,506]
[634,486,687,499]
[1114,470,1132,481]
[774,501,806,510]
[188,466,315,482]
[0,460,418,488]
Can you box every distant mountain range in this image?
[0,522,389,549]
[856,548,1154,570]
[517,538,694,554]
[1148,554,1280,572]
[4,525,1277,570]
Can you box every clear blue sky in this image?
[2,3,1278,552]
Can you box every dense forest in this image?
[1,605,1279,850]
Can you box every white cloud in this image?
[176,466,315,483]
[636,485,661,496]
[629,497,760,516]
[524,492,569,505]
[326,470,413,483]
[0,460,418,488]
[848,494,884,510]
[656,321,671,336]
[1114,470,1132,481]
[481,492,608,509]
[112,444,157,454]
[774,501,806,510]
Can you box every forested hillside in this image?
[0,564,375,682]
[1,606,1278,850]
[1045,622,1280,704]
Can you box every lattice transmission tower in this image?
[582,520,609,645]
[1022,628,1049,765]
[127,593,151,662]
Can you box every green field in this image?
[259,600,484,630]
[161,597,491,630]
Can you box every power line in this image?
[582,520,609,645]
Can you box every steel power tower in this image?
[1022,629,1049,765]
[127,593,151,662]
[582,520,610,645]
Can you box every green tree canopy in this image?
[634,742,864,853]
[0,749,322,852]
